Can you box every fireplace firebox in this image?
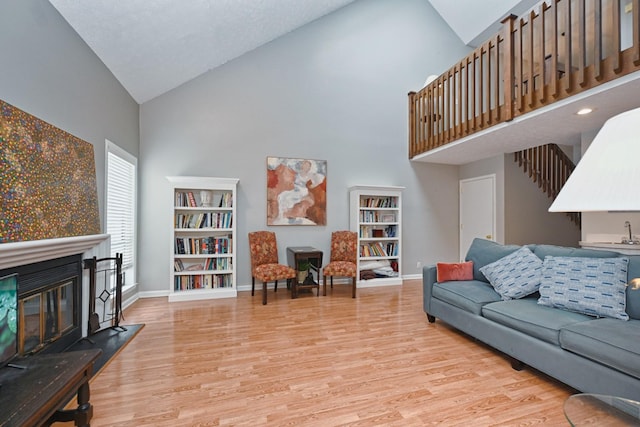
[0,254,82,356]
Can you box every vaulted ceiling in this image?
[47,0,639,164]
[48,0,530,104]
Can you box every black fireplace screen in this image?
[83,254,124,335]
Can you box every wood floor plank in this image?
[58,280,574,426]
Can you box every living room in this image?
[2,0,640,425]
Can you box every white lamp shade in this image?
[549,107,640,212]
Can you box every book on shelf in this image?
[372,229,384,238]
[203,274,212,289]
[174,235,233,255]
[360,242,389,257]
[360,196,397,208]
[188,192,197,207]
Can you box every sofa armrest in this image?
[422,265,437,318]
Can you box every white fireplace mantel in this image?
[0,234,110,270]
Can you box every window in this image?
[105,140,137,288]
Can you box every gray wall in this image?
[0,0,140,230]
[139,0,469,293]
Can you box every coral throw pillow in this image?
[436,261,474,282]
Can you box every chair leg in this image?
[251,277,255,296]
[262,281,267,305]
[274,280,278,292]
[352,277,356,298]
[323,275,327,296]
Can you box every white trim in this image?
[0,234,109,270]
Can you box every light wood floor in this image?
[63,279,575,426]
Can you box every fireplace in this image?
[1,255,83,355]
[0,234,109,357]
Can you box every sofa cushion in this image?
[432,280,501,315]
[465,238,524,282]
[436,261,473,282]
[482,298,592,345]
[538,256,629,321]
[560,318,640,380]
[479,246,543,300]
[533,244,621,260]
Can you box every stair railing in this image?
[514,143,580,226]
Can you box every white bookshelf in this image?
[167,176,239,302]
[349,185,404,287]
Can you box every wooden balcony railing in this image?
[409,0,640,159]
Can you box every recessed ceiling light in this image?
[577,108,593,115]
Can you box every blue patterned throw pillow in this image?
[538,256,629,321]
[479,246,543,300]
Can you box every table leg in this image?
[47,380,93,427]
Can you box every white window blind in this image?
[106,142,136,271]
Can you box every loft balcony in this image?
[408,0,640,165]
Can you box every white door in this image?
[460,175,496,261]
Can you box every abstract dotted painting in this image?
[0,99,100,243]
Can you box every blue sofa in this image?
[423,238,640,400]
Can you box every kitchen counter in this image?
[580,241,640,255]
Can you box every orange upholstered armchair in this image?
[248,231,296,305]
[322,230,358,298]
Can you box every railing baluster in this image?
[527,10,535,108]
[563,0,573,93]
[540,4,548,103]
[455,64,461,138]
[550,0,560,98]
[594,0,603,80]
[613,0,622,73]
[634,0,640,65]
[502,15,516,121]
[464,57,472,134]
[408,92,415,158]
[578,0,586,86]
[517,17,525,112]
[471,54,477,132]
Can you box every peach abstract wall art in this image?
[266,157,326,226]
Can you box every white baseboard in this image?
[136,274,422,300]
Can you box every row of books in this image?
[175,191,233,208]
[175,236,232,255]
[174,257,232,272]
[174,274,233,290]
[175,212,232,229]
[360,242,398,257]
[359,211,397,223]
[359,197,398,208]
[359,225,397,238]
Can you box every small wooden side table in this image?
[286,247,323,298]
[0,348,102,427]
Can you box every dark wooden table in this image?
[286,246,323,298]
[0,349,102,427]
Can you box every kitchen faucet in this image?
[624,221,639,244]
